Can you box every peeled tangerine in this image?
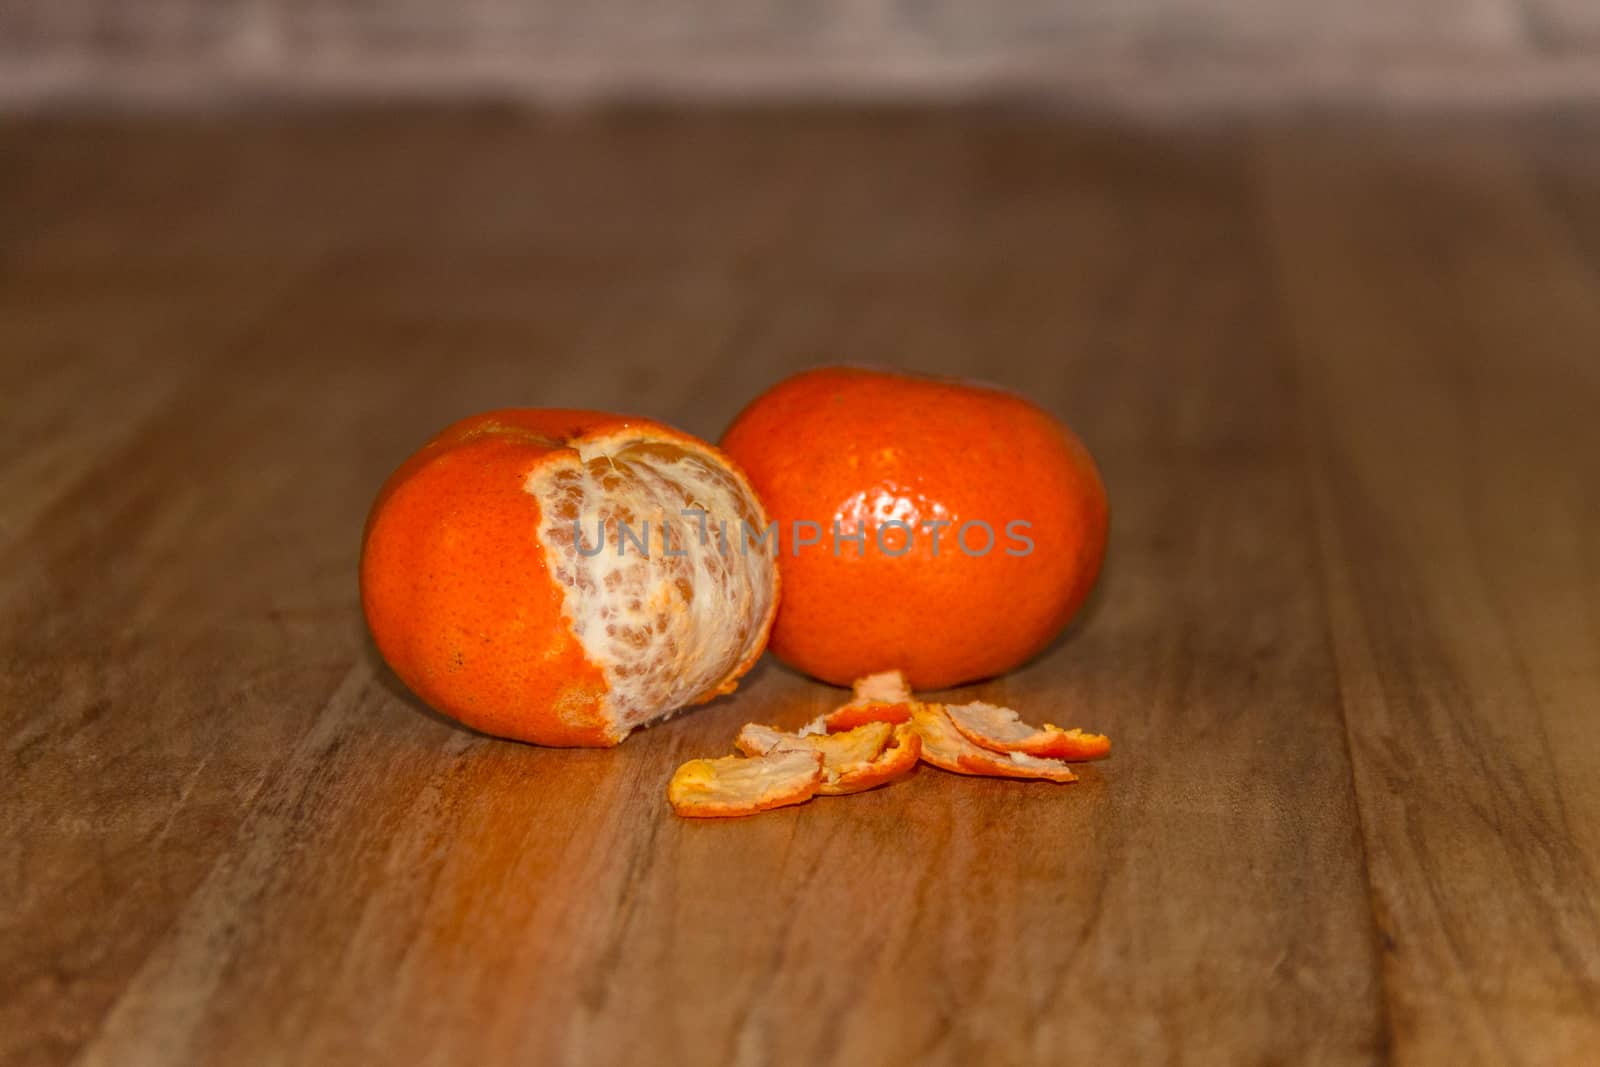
[667,669,1109,817]
[361,409,778,747]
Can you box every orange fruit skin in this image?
[361,409,769,747]
[823,702,915,732]
[720,367,1107,689]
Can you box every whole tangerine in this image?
[719,367,1107,689]
[361,409,778,746]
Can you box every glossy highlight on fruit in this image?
[720,366,1108,689]
[361,409,778,747]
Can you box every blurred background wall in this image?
[3,0,1600,112]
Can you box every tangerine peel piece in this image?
[736,720,902,794]
[945,701,1111,761]
[668,748,824,818]
[852,670,913,705]
[823,669,918,732]
[824,701,914,732]
[824,721,922,795]
[911,703,1077,783]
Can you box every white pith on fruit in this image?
[529,433,776,735]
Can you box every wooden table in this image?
[3,108,1598,1065]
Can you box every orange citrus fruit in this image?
[361,409,778,746]
[719,367,1107,689]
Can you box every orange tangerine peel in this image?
[667,669,1108,816]
[667,748,824,818]
[945,702,1111,762]
[735,719,919,795]
[834,722,922,794]
[910,703,1078,784]
[824,702,914,732]
[822,669,917,732]
[852,670,914,705]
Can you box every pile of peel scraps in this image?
[667,671,1111,818]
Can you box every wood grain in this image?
[1258,118,1600,1061]
[1,108,1597,1065]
